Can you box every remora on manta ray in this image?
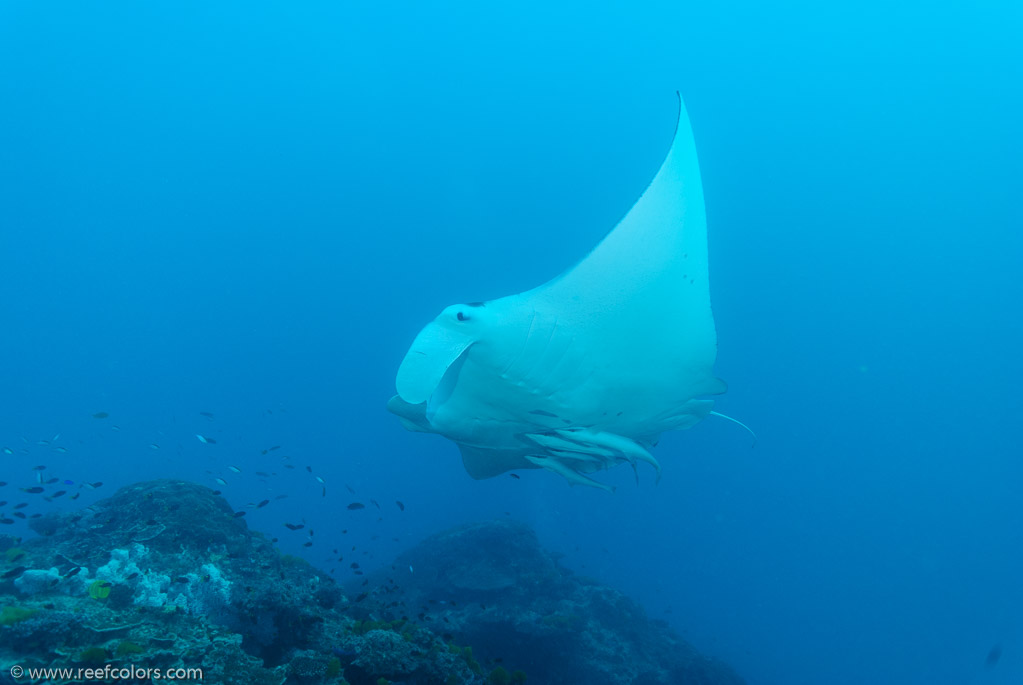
[388,94,747,493]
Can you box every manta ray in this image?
[388,94,738,492]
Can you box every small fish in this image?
[32,465,46,471]
[233,511,246,518]
[322,486,326,497]
[409,565,414,574]
[196,434,210,444]
[199,411,215,418]
[347,503,365,510]
[274,494,288,500]
[350,562,360,569]
[173,576,190,584]
[214,478,227,486]
[370,499,380,509]
[255,499,270,509]
[44,478,58,485]
[92,412,109,419]
[228,466,241,473]
[268,445,281,451]
[149,444,160,450]
[284,523,304,531]
[2,566,28,579]
[283,465,295,469]
[21,487,44,494]
[302,541,313,548]
[345,484,356,494]
[255,471,271,477]
[63,480,73,485]
[305,466,312,473]
[396,500,405,511]
[315,476,325,484]
[2,447,12,454]
[53,446,68,453]
[12,512,26,519]
[14,503,28,510]
[0,518,13,525]
[50,490,67,498]
[125,572,139,580]
[64,566,82,577]
[110,425,120,431]
[69,493,80,500]
[88,481,103,489]
[355,592,368,602]
[212,490,222,496]
[509,473,520,479]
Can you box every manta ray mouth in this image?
[425,344,473,422]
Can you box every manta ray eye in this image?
[456,311,469,322]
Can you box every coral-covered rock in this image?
[0,481,745,685]
[356,520,745,685]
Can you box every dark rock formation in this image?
[0,480,745,685]
[356,520,744,685]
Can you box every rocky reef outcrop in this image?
[0,480,744,685]
[357,521,743,685]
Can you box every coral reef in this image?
[0,480,744,685]
[357,521,746,685]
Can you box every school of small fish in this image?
[1,408,529,587]
[2,408,535,680]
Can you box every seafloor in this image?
[0,480,744,685]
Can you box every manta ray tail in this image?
[709,411,757,446]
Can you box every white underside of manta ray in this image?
[388,94,738,493]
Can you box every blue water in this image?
[2,2,1021,684]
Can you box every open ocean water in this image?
[1,2,1021,684]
